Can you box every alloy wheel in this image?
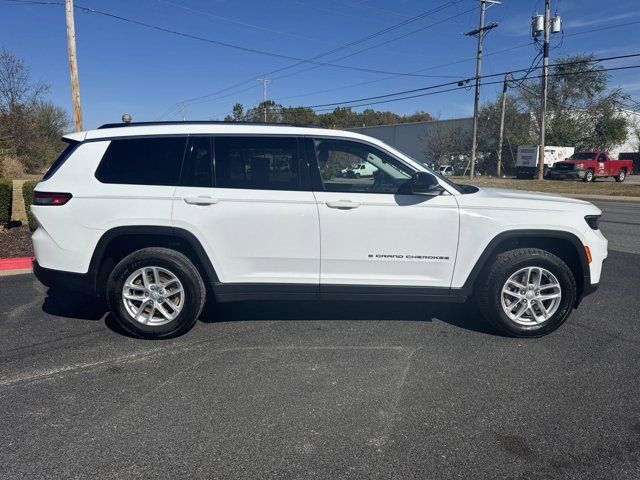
[500,266,562,326]
[122,266,185,326]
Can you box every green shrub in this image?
[0,179,12,225]
[22,180,38,230]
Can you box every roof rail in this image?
[97,120,321,129]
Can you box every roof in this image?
[64,122,377,143]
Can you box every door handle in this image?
[184,196,220,205]
[326,200,361,210]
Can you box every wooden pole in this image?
[65,0,83,131]
[496,73,508,177]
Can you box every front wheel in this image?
[615,170,626,182]
[476,248,577,337]
[106,247,206,339]
[583,169,594,182]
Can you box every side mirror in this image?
[399,172,443,195]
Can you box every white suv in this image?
[31,122,607,339]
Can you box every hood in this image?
[461,187,601,214]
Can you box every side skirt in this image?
[213,283,468,304]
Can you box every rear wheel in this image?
[476,248,577,337]
[615,169,626,182]
[106,247,206,339]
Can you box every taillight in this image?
[33,192,72,206]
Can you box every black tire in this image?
[615,169,626,182]
[583,169,594,182]
[476,248,577,337]
[354,173,361,178]
[106,247,206,339]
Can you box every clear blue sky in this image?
[2,0,639,129]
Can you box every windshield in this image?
[569,152,596,160]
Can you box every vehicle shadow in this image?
[40,288,497,337]
[42,288,108,321]
[201,299,497,336]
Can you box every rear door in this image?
[310,137,459,289]
[172,135,320,285]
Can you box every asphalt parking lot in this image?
[1,199,639,479]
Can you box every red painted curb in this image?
[0,257,34,271]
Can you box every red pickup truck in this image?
[548,151,634,182]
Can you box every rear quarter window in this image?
[42,140,79,181]
[95,137,187,186]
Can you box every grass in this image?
[450,176,640,197]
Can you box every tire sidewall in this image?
[487,254,576,337]
[107,253,202,339]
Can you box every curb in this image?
[0,257,33,276]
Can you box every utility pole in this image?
[496,72,509,177]
[466,0,499,179]
[257,77,271,122]
[65,0,83,131]
[178,102,186,121]
[536,0,551,180]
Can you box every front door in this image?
[311,138,459,289]
[172,135,320,285]
[597,153,608,176]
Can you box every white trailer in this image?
[516,145,575,178]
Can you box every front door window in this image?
[314,139,414,194]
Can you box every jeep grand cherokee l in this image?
[31,121,607,339]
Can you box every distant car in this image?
[439,165,454,176]
[548,151,634,182]
[342,162,378,178]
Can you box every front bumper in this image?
[548,169,586,180]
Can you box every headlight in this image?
[585,215,600,230]
[577,163,584,169]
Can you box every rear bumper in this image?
[32,259,98,296]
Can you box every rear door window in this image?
[181,136,214,187]
[95,136,187,185]
[214,136,302,191]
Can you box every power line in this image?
[178,6,480,112]
[265,5,478,86]
[6,0,466,80]
[165,0,467,107]
[278,42,534,103]
[306,61,640,112]
[155,0,334,45]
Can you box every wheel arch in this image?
[89,226,219,296]
[462,229,590,303]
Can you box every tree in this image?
[221,103,434,129]
[476,53,630,175]
[421,117,472,171]
[517,54,629,151]
[477,96,534,175]
[0,48,69,175]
